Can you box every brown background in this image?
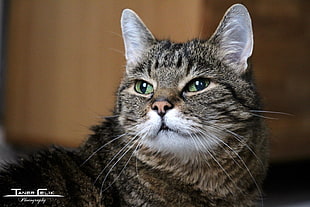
[3,0,310,162]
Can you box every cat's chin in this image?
[140,130,215,158]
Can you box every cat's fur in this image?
[0,4,268,207]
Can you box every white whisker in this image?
[94,135,136,185]
[250,113,279,120]
[208,124,265,169]
[203,130,264,206]
[108,31,122,38]
[101,140,142,193]
[196,125,264,207]
[249,110,292,116]
[109,48,124,55]
[188,132,209,166]
[249,109,292,120]
[99,137,140,195]
[80,133,127,167]
[192,133,241,192]
[195,128,243,170]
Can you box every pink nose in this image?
[151,100,173,117]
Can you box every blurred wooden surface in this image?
[4,0,310,161]
[4,0,202,146]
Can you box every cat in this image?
[0,4,268,207]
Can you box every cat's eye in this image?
[134,80,154,95]
[185,78,210,92]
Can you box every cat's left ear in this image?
[210,4,253,74]
[121,9,155,68]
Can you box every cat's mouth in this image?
[157,122,180,135]
[138,109,194,138]
[160,123,170,131]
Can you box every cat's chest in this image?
[108,159,209,207]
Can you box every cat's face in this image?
[117,5,260,160]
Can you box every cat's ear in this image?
[210,4,253,74]
[121,9,155,68]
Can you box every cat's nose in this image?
[151,100,173,117]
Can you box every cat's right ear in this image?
[121,9,155,69]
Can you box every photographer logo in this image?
[3,188,64,204]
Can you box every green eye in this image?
[186,78,210,92]
[134,80,154,95]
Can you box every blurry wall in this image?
[4,0,310,161]
[4,0,202,146]
[0,0,5,124]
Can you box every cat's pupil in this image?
[141,82,148,93]
[195,80,205,91]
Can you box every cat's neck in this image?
[136,146,225,191]
[135,143,263,202]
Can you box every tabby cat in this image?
[0,4,268,207]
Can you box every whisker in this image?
[94,136,136,185]
[192,134,241,192]
[249,109,293,120]
[135,154,139,178]
[223,128,265,168]
[206,124,265,169]
[196,128,243,170]
[197,124,264,206]
[80,133,127,167]
[108,31,122,38]
[99,138,140,195]
[202,130,264,206]
[95,125,145,195]
[109,48,124,55]
[101,140,142,193]
[250,113,279,120]
[188,132,209,166]
[249,110,292,116]
[81,124,139,167]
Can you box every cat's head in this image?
[117,4,261,161]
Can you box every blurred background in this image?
[0,0,309,206]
